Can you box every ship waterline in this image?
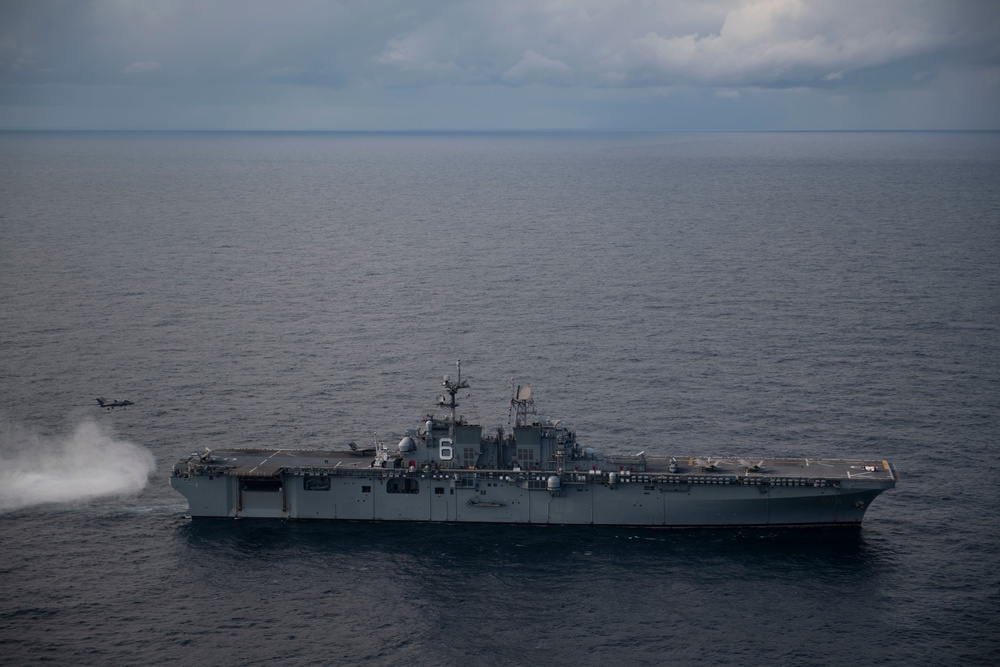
[170,367,896,526]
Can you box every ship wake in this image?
[0,418,156,512]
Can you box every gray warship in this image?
[170,364,896,526]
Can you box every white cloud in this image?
[367,0,990,90]
[624,1,957,87]
[502,50,573,85]
[1,0,997,129]
[8,0,996,91]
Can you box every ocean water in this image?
[0,130,997,666]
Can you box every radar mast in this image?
[509,380,535,427]
[438,359,469,438]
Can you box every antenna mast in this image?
[509,379,535,427]
[438,359,469,438]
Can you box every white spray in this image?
[0,418,156,512]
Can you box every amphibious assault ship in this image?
[170,364,896,526]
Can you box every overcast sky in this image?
[1,0,998,130]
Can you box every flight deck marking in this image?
[248,450,282,475]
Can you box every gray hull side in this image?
[169,474,887,526]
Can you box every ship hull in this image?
[170,371,896,526]
[170,465,892,527]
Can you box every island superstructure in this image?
[170,364,896,526]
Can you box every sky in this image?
[1,0,998,131]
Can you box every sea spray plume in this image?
[0,418,156,512]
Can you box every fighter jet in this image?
[96,397,134,410]
[695,457,723,472]
[348,441,376,457]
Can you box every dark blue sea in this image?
[1,131,998,666]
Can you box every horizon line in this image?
[2,128,998,134]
